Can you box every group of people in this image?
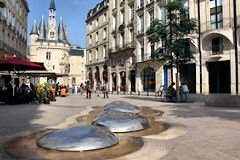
[71,80,109,99]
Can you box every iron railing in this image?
[0,40,27,59]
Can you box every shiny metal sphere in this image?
[92,110,150,133]
[105,101,141,114]
[37,125,119,151]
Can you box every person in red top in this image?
[167,82,175,91]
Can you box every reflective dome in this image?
[92,110,150,132]
[37,125,119,151]
[105,101,141,114]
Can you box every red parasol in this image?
[0,56,45,71]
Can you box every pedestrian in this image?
[96,81,101,97]
[103,80,109,99]
[80,83,84,95]
[75,85,78,94]
[84,82,87,96]
[56,82,59,96]
[85,81,90,98]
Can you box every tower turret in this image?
[38,16,46,40]
[58,17,67,42]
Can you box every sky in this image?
[27,0,102,48]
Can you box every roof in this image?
[49,0,56,10]
[70,49,84,56]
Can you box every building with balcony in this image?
[0,0,29,60]
[29,0,70,85]
[87,0,240,95]
[86,0,109,89]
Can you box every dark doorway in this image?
[130,70,136,92]
[141,67,155,92]
[112,72,117,91]
[120,71,126,92]
[207,61,230,93]
[180,64,196,93]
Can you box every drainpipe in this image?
[233,0,238,94]
[198,0,202,94]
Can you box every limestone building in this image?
[0,0,29,60]
[29,0,70,85]
[69,45,86,86]
[86,0,109,89]
[87,0,240,95]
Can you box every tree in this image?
[147,0,197,102]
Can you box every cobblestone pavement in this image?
[0,93,240,160]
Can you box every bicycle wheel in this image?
[180,93,188,102]
[155,91,161,101]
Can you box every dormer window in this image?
[50,32,54,38]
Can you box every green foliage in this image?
[35,82,51,103]
[147,0,197,68]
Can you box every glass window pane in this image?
[211,15,216,23]
[217,13,223,21]
[210,0,216,8]
[211,23,216,29]
[218,22,223,28]
[217,0,222,6]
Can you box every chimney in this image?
[65,25,68,41]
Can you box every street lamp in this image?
[0,1,5,8]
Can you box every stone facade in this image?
[86,0,109,89]
[29,0,70,85]
[87,0,240,95]
[68,45,86,86]
[0,0,29,60]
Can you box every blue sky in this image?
[27,0,101,48]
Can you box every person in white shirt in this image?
[181,82,189,93]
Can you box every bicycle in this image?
[155,86,167,102]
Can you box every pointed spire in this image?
[58,17,67,42]
[38,16,46,40]
[30,20,38,35]
[49,0,56,10]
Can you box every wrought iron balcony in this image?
[0,40,27,59]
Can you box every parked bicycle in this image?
[155,85,188,102]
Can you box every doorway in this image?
[180,64,196,93]
[207,61,230,93]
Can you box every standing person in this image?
[80,83,84,95]
[74,84,78,94]
[56,82,59,96]
[85,81,90,98]
[103,80,109,99]
[96,81,101,97]
[84,82,87,96]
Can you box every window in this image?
[104,13,107,23]
[151,44,155,58]
[140,41,144,62]
[12,15,15,27]
[96,48,98,60]
[96,18,99,27]
[89,50,92,62]
[50,32,54,38]
[212,37,223,55]
[89,35,92,45]
[130,29,134,45]
[46,52,51,60]
[121,10,125,24]
[20,7,22,16]
[114,16,117,30]
[210,0,223,29]
[130,5,134,21]
[12,0,15,6]
[103,45,106,57]
[140,0,144,7]
[103,28,106,39]
[114,0,117,8]
[121,32,125,48]
[8,10,11,25]
[140,15,144,32]
[161,7,166,24]
[149,10,154,24]
[96,32,98,42]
